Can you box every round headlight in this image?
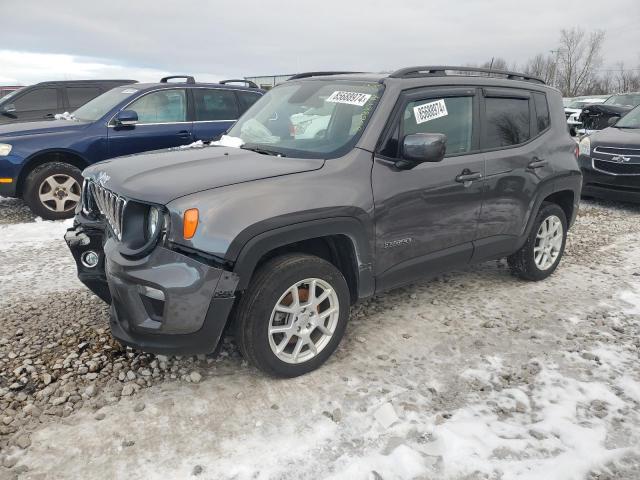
[147,206,160,239]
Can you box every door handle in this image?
[528,158,548,169]
[455,170,482,183]
[177,130,192,139]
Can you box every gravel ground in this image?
[0,197,640,479]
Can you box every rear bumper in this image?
[65,221,239,355]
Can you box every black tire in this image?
[23,162,83,220]
[234,254,350,378]
[508,202,568,281]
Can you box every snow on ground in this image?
[1,200,640,479]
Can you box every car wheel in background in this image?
[23,162,83,220]
[508,202,568,281]
[234,254,350,378]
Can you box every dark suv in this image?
[0,77,263,219]
[65,66,581,377]
[0,80,136,125]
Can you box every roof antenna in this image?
[489,57,494,71]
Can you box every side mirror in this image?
[396,133,447,169]
[115,109,138,127]
[1,103,16,115]
[607,116,619,127]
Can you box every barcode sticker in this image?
[413,99,448,124]
[326,91,372,107]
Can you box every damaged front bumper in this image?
[65,221,239,355]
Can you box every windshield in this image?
[225,80,383,158]
[73,86,140,122]
[604,94,640,108]
[614,105,640,129]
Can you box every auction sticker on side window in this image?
[413,99,448,124]
[326,91,372,107]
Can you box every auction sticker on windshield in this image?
[414,99,448,124]
[326,91,372,107]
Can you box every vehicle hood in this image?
[0,119,91,139]
[580,104,631,118]
[590,127,640,148]
[84,146,326,204]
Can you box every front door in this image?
[0,87,62,124]
[372,87,485,291]
[108,88,193,158]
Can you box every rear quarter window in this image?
[533,92,551,133]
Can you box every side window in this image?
[194,89,239,121]
[533,92,551,133]
[67,87,101,109]
[128,89,186,124]
[13,88,58,111]
[402,96,473,156]
[484,97,531,148]
[237,92,262,114]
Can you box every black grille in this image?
[593,159,640,175]
[594,146,640,157]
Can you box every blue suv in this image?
[0,76,263,219]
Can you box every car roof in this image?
[34,80,136,86]
[129,82,263,92]
[285,66,558,93]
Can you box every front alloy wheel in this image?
[268,278,340,364]
[234,254,350,377]
[38,174,81,213]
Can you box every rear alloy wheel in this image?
[234,254,350,377]
[24,162,83,220]
[508,202,568,281]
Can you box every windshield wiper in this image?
[241,144,287,157]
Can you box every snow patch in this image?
[0,218,73,252]
[212,134,244,148]
[54,111,76,121]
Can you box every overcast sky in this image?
[2,0,639,85]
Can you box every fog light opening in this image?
[81,250,99,268]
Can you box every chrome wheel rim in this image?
[534,215,563,270]
[268,278,340,364]
[38,174,81,212]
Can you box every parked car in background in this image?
[564,95,608,127]
[578,104,640,202]
[0,76,263,219]
[579,92,640,133]
[0,80,137,125]
[65,66,581,377]
[0,86,23,99]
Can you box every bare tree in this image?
[556,28,605,96]
[523,53,557,85]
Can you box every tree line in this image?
[473,28,640,98]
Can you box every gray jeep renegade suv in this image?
[65,66,582,377]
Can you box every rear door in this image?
[372,87,485,291]
[473,88,555,260]
[107,88,193,158]
[191,88,241,142]
[65,85,103,112]
[0,86,62,123]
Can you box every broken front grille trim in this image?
[85,180,128,240]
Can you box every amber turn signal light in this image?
[183,208,199,239]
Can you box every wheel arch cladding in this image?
[232,217,374,302]
[543,190,575,225]
[18,150,88,195]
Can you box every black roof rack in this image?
[287,71,364,81]
[388,66,545,85]
[219,79,259,89]
[160,75,195,84]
